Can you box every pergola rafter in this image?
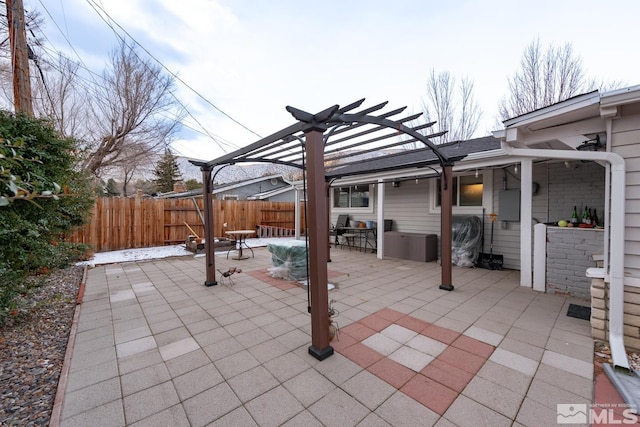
[191,99,461,361]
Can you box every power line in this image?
[36,0,103,90]
[34,37,233,153]
[32,1,237,154]
[85,0,263,140]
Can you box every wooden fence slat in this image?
[65,197,306,252]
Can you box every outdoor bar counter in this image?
[545,225,604,299]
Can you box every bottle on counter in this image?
[582,206,590,225]
[593,209,599,227]
[571,206,579,224]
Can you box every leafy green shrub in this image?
[0,112,93,324]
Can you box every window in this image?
[432,172,491,212]
[333,185,370,209]
[459,175,484,206]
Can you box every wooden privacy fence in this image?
[66,197,307,252]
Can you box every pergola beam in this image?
[191,99,458,362]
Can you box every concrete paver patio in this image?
[53,243,596,426]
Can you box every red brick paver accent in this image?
[401,374,459,415]
[335,309,495,415]
[368,358,415,389]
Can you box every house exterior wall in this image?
[329,159,605,281]
[215,180,293,201]
[490,169,520,270]
[547,162,605,224]
[489,164,548,271]
[330,166,548,271]
[591,279,640,352]
[382,180,440,234]
[591,100,640,349]
[547,228,603,299]
[268,191,295,203]
[611,103,640,284]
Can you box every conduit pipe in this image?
[501,143,629,370]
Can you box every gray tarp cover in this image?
[267,240,308,280]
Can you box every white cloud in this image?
[35,0,640,161]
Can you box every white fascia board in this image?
[600,85,640,108]
[492,129,506,139]
[464,148,507,162]
[502,92,601,128]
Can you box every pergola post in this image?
[326,182,332,262]
[439,164,454,291]
[305,129,333,361]
[202,167,217,287]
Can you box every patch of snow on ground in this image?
[76,237,302,266]
[76,245,193,266]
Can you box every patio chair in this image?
[329,214,350,247]
[340,233,357,251]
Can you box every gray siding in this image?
[488,164,548,270]
[382,180,440,234]
[612,104,640,280]
[330,160,607,276]
[268,191,295,202]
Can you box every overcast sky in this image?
[34,0,640,160]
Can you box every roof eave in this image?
[502,92,601,128]
[600,84,640,109]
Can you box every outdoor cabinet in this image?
[384,231,437,262]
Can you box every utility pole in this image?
[6,0,33,116]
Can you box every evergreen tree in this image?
[185,178,202,190]
[152,148,182,193]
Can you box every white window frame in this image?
[429,172,493,214]
[330,184,374,214]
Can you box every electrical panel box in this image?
[499,190,521,221]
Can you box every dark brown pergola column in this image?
[439,164,454,291]
[202,167,217,287]
[305,129,333,361]
[326,182,332,263]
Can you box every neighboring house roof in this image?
[247,185,295,200]
[213,174,293,193]
[326,135,501,179]
[155,188,203,199]
[156,174,293,199]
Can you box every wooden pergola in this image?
[190,99,461,361]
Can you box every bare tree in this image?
[78,40,184,176]
[421,69,481,144]
[120,143,155,196]
[31,53,92,141]
[499,38,595,120]
[456,77,482,141]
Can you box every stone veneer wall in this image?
[546,227,604,299]
[591,279,640,352]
